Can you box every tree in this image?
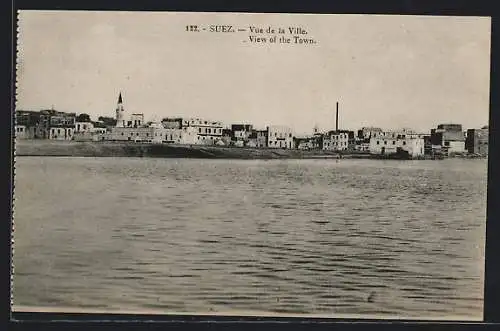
[76,113,91,122]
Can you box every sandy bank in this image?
[15,140,368,159]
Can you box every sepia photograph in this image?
[12,10,490,321]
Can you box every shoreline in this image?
[14,140,365,159]
[11,305,478,321]
[14,140,485,160]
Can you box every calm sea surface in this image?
[13,157,487,319]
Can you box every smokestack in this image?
[336,101,339,132]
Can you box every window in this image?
[121,132,124,136]
[376,141,380,145]
[392,141,396,145]
[199,128,202,133]
[137,133,140,136]
[146,133,149,137]
[384,141,387,145]
[403,141,406,145]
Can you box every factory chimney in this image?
[336,101,339,132]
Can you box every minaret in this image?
[115,92,125,127]
[313,124,319,135]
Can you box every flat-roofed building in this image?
[267,125,293,149]
[431,123,466,156]
[15,125,28,139]
[323,130,355,151]
[369,129,424,158]
[106,125,164,143]
[355,127,382,151]
[255,129,268,148]
[49,126,75,140]
[75,121,94,133]
[125,113,145,128]
[466,127,489,156]
[163,126,198,145]
[162,117,224,145]
[295,135,322,150]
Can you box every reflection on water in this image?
[13,157,486,319]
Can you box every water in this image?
[12,157,487,319]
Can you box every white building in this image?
[190,118,224,145]
[295,136,322,150]
[446,141,466,154]
[256,130,268,148]
[74,125,107,141]
[231,124,253,145]
[162,117,224,145]
[267,125,293,149]
[128,113,145,128]
[101,93,161,143]
[75,121,94,133]
[163,126,198,145]
[359,127,382,138]
[355,140,371,152]
[49,126,74,140]
[323,130,353,151]
[430,124,466,156]
[106,125,164,143]
[369,129,424,157]
[15,125,28,139]
[356,127,383,151]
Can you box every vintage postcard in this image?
[13,10,490,320]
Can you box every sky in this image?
[16,11,491,135]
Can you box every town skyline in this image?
[16,11,491,135]
[16,96,488,136]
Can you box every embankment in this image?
[15,140,371,159]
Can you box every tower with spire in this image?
[313,124,320,135]
[115,92,126,127]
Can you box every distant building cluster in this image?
[15,92,488,158]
